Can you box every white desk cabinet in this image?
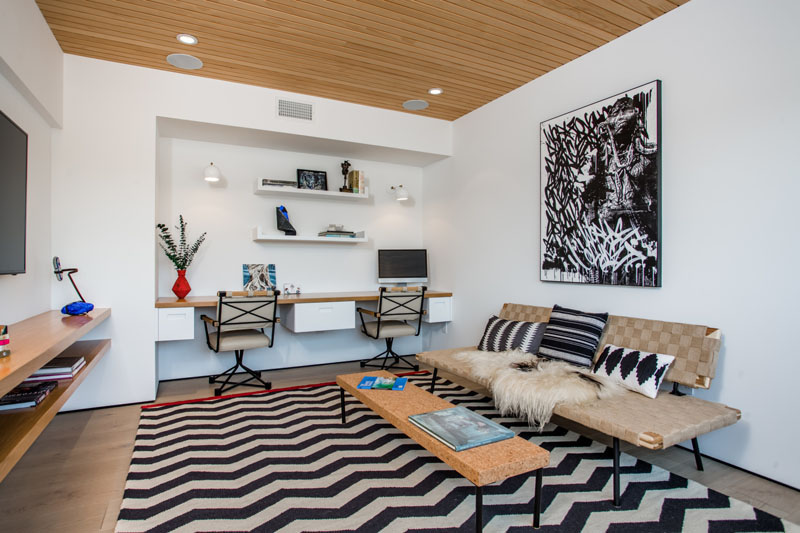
[280,301,355,333]
[423,297,453,323]
[157,307,195,341]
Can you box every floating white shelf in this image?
[252,227,368,243]
[254,183,369,200]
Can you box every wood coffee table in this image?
[337,371,549,531]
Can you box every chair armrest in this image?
[357,308,380,317]
[200,315,219,327]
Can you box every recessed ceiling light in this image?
[402,99,429,111]
[428,88,443,95]
[177,33,198,45]
[166,53,203,70]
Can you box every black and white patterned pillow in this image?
[592,344,675,398]
[537,304,609,367]
[478,316,546,354]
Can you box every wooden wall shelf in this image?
[0,309,111,483]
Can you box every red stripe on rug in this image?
[141,369,431,409]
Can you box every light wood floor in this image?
[0,360,797,532]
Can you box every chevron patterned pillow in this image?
[478,315,546,354]
[537,304,609,367]
[592,344,675,398]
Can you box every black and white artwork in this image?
[540,80,661,287]
[297,169,327,191]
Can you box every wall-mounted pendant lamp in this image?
[391,184,409,201]
[204,162,220,182]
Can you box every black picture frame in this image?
[297,169,328,191]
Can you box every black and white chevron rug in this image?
[117,373,797,532]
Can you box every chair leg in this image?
[429,368,438,393]
[612,437,621,507]
[360,337,419,371]
[691,437,704,471]
[209,350,271,396]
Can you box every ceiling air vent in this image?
[277,99,313,121]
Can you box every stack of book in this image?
[0,381,57,411]
[318,230,357,238]
[346,170,365,193]
[22,355,86,383]
[408,406,515,451]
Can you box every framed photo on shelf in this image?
[297,169,327,191]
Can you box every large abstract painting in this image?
[540,80,661,287]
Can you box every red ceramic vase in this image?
[172,269,191,300]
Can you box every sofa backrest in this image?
[499,303,721,390]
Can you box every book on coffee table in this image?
[408,406,515,451]
[357,376,407,390]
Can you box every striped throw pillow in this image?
[478,316,546,354]
[538,305,609,367]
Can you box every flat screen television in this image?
[378,249,428,284]
[0,110,28,275]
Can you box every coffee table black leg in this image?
[339,387,346,424]
[475,485,483,532]
[533,468,542,529]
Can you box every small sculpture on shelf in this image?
[340,160,352,193]
[276,205,297,235]
[53,256,95,315]
[156,215,206,300]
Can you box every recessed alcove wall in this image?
[155,118,447,380]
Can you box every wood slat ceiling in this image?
[36,0,687,121]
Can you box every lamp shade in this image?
[394,185,409,201]
[204,162,220,182]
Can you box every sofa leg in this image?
[612,437,621,507]
[430,368,438,393]
[691,437,704,471]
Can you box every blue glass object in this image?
[62,301,94,315]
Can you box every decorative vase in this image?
[172,269,191,299]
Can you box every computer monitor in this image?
[378,249,428,284]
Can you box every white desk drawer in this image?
[423,297,453,323]
[157,307,195,341]
[281,301,355,333]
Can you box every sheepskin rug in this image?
[454,349,624,430]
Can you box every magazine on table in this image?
[408,406,515,451]
[357,376,408,391]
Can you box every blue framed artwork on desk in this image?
[243,264,276,291]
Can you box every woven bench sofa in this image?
[416,303,741,506]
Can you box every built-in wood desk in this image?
[155,290,453,308]
[154,290,453,339]
[0,309,111,483]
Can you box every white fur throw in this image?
[454,349,624,431]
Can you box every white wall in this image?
[0,0,61,324]
[54,54,450,409]
[423,0,800,488]
[0,71,53,324]
[0,0,63,127]
[155,137,426,380]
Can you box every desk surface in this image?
[155,290,453,308]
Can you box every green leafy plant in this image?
[156,215,207,271]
